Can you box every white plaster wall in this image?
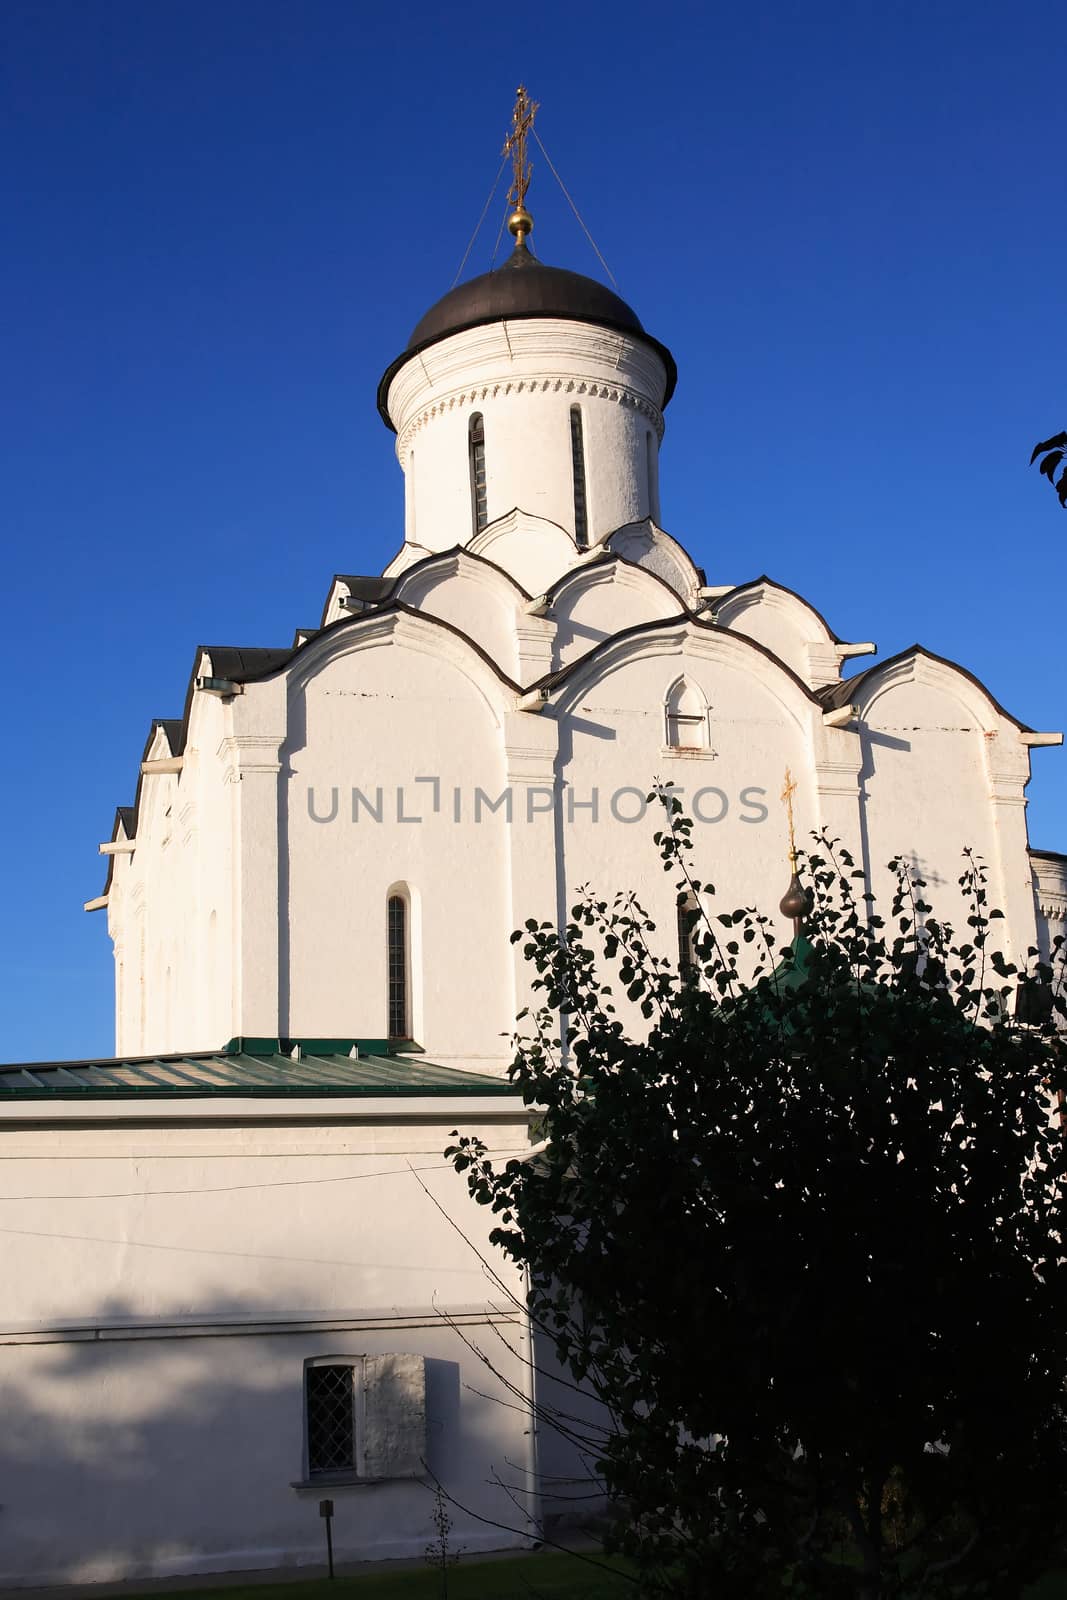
[545,630,822,1023]
[109,669,297,1058]
[606,521,703,604]
[385,320,667,555]
[856,673,1036,965]
[469,510,580,600]
[283,618,515,1061]
[192,691,238,1049]
[394,554,525,682]
[105,538,1052,1069]
[550,563,683,672]
[0,1106,539,1586]
[713,586,837,688]
[109,693,241,1057]
[1031,853,1067,963]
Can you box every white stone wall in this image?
[384,320,668,555]
[109,686,243,1055]
[0,1100,539,1586]
[1031,851,1067,963]
[104,531,1056,1063]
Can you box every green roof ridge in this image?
[0,1043,517,1100]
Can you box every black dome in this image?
[377,241,676,427]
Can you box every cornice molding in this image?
[396,373,664,463]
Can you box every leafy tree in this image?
[449,794,1067,1598]
[1031,433,1067,508]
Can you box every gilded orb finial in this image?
[503,85,539,246]
[507,205,534,243]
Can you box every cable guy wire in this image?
[452,155,509,288]
[532,128,619,289]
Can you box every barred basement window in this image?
[570,406,588,549]
[307,1364,355,1474]
[469,413,487,535]
[303,1355,427,1483]
[387,893,409,1039]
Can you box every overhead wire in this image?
[489,199,510,269]
[532,128,619,289]
[0,1147,527,1204]
[452,155,509,288]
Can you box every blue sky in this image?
[3,1,1064,1060]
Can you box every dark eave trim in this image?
[710,574,847,646]
[193,601,525,697]
[530,611,824,707]
[543,547,691,611]
[820,644,1035,731]
[319,544,539,629]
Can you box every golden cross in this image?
[781,768,798,864]
[503,84,539,215]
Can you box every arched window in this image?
[646,429,660,522]
[387,893,409,1038]
[406,448,416,541]
[570,406,589,549]
[676,895,698,982]
[468,414,487,535]
[665,676,710,750]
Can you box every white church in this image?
[3,99,1066,1587]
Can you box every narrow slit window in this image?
[469,413,487,535]
[646,429,659,522]
[406,447,415,541]
[677,898,697,983]
[387,894,409,1039]
[570,406,588,549]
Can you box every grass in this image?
[109,1551,1067,1600]
[119,1552,633,1600]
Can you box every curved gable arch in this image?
[468,508,580,596]
[852,645,1045,973]
[547,550,684,612]
[393,544,533,604]
[393,547,531,680]
[605,519,704,604]
[714,577,840,645]
[547,553,686,673]
[286,603,518,733]
[712,578,849,689]
[544,615,821,735]
[849,646,1031,735]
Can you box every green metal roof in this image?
[0,1039,517,1101]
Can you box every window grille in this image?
[667,713,707,748]
[306,1364,354,1475]
[303,1354,427,1483]
[388,894,408,1039]
[469,413,487,535]
[570,406,588,549]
